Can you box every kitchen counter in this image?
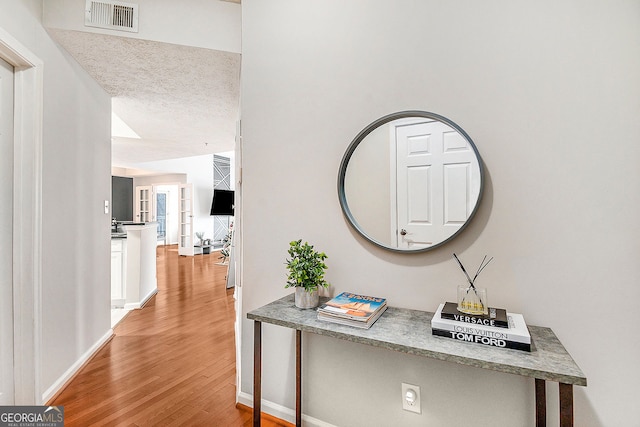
[110,223,158,310]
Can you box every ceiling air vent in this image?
[85,1,139,33]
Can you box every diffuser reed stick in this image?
[453,253,475,289]
[453,253,493,312]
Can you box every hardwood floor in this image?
[51,245,292,427]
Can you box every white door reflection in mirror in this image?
[394,119,481,249]
[339,111,483,253]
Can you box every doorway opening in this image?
[154,184,179,246]
[156,192,166,244]
[0,25,44,405]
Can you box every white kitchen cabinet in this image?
[110,238,126,308]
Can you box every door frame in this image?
[0,26,44,404]
[153,183,180,246]
[178,183,195,256]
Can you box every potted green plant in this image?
[285,239,330,308]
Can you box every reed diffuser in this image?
[453,253,493,315]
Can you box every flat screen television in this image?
[210,189,234,216]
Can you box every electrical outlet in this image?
[401,383,421,414]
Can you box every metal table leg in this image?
[253,321,262,427]
[296,330,302,427]
[535,378,546,427]
[559,383,573,427]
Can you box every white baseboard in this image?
[42,329,114,403]
[237,391,336,427]
[124,287,157,310]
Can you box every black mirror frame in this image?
[337,110,485,253]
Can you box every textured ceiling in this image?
[48,29,241,167]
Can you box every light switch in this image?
[104,200,109,214]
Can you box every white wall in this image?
[43,0,241,53]
[344,123,391,246]
[240,1,640,426]
[133,174,186,187]
[1,0,112,403]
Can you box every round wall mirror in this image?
[338,111,484,252]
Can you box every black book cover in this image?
[440,301,509,328]
[432,328,531,352]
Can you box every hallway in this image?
[50,246,255,425]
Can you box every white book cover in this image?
[431,303,531,344]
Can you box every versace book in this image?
[440,301,508,328]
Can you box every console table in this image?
[247,294,586,427]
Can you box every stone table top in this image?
[247,294,586,386]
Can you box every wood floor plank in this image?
[50,245,292,427]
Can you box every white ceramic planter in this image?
[295,287,319,309]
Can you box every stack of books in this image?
[431,302,531,352]
[317,292,387,329]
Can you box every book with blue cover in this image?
[317,292,387,328]
[318,292,386,319]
